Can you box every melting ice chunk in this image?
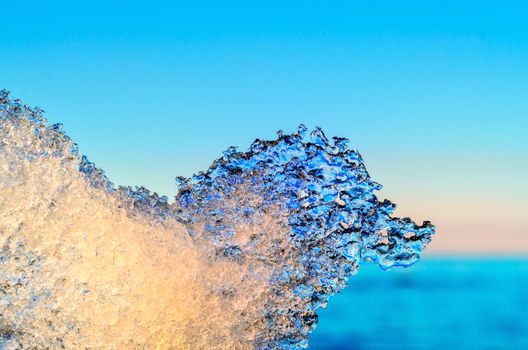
[0,90,435,349]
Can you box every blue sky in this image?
[1,1,527,252]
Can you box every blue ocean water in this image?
[311,258,528,350]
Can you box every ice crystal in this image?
[0,90,435,349]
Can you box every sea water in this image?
[311,258,528,350]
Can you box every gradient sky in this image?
[1,1,527,254]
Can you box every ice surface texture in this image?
[0,90,435,349]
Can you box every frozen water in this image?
[0,90,435,349]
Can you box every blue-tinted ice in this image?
[0,90,435,349]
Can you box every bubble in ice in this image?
[0,90,435,349]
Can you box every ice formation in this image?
[0,90,435,349]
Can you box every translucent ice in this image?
[0,90,435,349]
